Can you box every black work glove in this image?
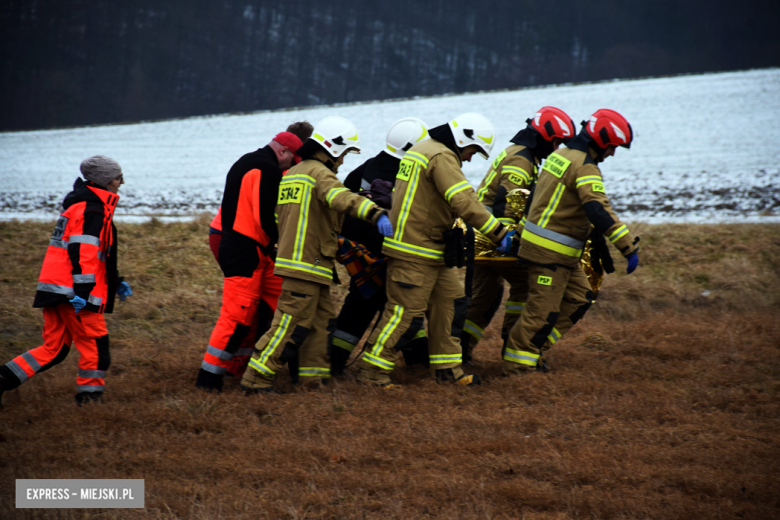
[590,230,614,275]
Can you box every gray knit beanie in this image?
[80,155,123,188]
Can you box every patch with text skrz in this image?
[278,183,304,204]
[542,153,572,178]
[397,159,415,181]
[537,275,553,286]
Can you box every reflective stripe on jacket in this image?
[34,178,118,314]
[475,144,536,227]
[519,147,636,267]
[274,153,385,285]
[382,139,507,265]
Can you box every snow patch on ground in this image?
[1,68,779,223]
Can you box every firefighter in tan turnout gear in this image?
[505,109,640,375]
[462,107,576,364]
[240,116,392,393]
[357,113,510,387]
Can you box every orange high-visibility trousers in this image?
[201,250,282,378]
[5,303,110,393]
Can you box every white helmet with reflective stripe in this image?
[385,117,429,159]
[448,112,495,159]
[310,116,361,158]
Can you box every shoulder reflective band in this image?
[538,183,565,228]
[491,149,507,170]
[444,180,472,203]
[477,149,507,200]
[592,183,605,193]
[542,153,571,178]
[537,275,552,285]
[608,224,629,244]
[279,183,304,205]
[575,175,603,188]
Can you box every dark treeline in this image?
[2,0,778,131]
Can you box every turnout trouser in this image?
[241,278,334,390]
[2,304,109,394]
[357,259,464,385]
[462,262,529,355]
[503,263,593,375]
[201,249,281,379]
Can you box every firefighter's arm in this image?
[316,171,386,225]
[575,164,639,257]
[431,154,507,244]
[67,210,104,300]
[495,155,534,222]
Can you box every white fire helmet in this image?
[310,116,361,158]
[385,117,429,159]
[448,112,495,159]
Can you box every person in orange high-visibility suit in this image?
[0,156,131,407]
[196,131,304,392]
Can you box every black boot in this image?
[195,368,224,392]
[459,331,474,367]
[330,346,351,377]
[402,337,430,367]
[75,391,104,405]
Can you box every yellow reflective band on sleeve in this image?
[542,153,572,178]
[429,353,462,364]
[326,187,349,207]
[499,217,515,226]
[357,198,374,220]
[521,228,583,258]
[547,327,561,345]
[575,175,603,188]
[282,174,316,186]
[384,238,444,260]
[370,305,404,357]
[274,213,278,224]
[503,347,540,366]
[413,329,427,340]
[478,215,501,235]
[505,301,526,314]
[444,180,472,203]
[275,259,333,280]
[463,319,484,339]
[503,165,531,186]
[332,337,357,352]
[609,225,629,244]
[363,353,395,370]
[299,367,331,378]
[538,183,565,228]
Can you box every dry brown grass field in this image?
[1,217,779,520]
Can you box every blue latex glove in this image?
[498,230,516,254]
[69,295,87,313]
[117,281,133,301]
[377,214,393,237]
[626,252,639,274]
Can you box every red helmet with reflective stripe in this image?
[527,106,575,142]
[584,109,633,149]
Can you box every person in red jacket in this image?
[196,131,303,392]
[0,155,132,406]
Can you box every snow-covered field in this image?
[1,68,778,223]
